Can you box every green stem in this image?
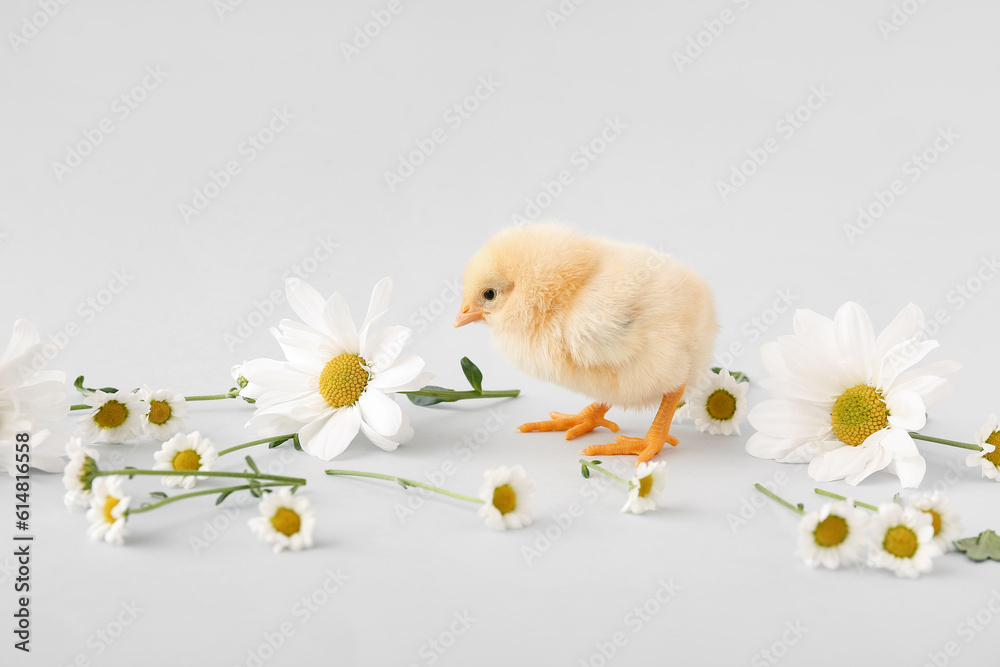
[325,469,484,504]
[125,482,290,516]
[909,432,982,451]
[70,391,240,410]
[97,469,306,486]
[217,434,296,457]
[70,404,90,411]
[401,389,520,402]
[579,459,630,486]
[754,483,804,515]
[814,488,878,511]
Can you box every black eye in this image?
[482,289,496,301]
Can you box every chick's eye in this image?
[482,289,496,301]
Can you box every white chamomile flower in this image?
[240,278,432,461]
[746,302,958,488]
[77,390,147,444]
[621,461,668,514]
[795,500,869,569]
[86,476,130,546]
[967,414,1000,481]
[868,503,941,578]
[248,489,316,553]
[152,431,218,489]
[140,388,187,440]
[478,465,534,530]
[686,369,749,436]
[907,493,963,553]
[62,437,100,507]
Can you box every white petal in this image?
[886,390,926,431]
[834,302,875,380]
[369,355,426,392]
[322,293,359,353]
[808,446,873,483]
[879,340,939,386]
[240,358,316,393]
[0,319,40,366]
[877,427,919,457]
[357,390,402,436]
[875,304,925,356]
[886,455,926,488]
[362,277,393,332]
[285,278,330,333]
[299,408,361,461]
[363,326,412,371]
[747,399,831,440]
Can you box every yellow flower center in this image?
[985,431,1000,467]
[270,507,301,537]
[924,509,941,536]
[172,449,201,472]
[319,354,369,408]
[147,400,172,425]
[883,525,918,558]
[94,400,129,429]
[705,389,737,421]
[492,484,517,515]
[830,384,888,446]
[813,515,848,547]
[637,474,654,498]
[103,496,120,524]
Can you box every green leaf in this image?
[461,357,484,394]
[245,456,259,474]
[149,491,168,499]
[292,433,303,451]
[954,529,1000,562]
[268,436,292,449]
[73,375,90,396]
[581,464,591,479]
[216,489,234,505]
[406,386,452,407]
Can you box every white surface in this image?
[2,1,1000,665]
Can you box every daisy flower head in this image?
[63,437,100,507]
[248,488,316,553]
[967,414,1000,481]
[868,503,941,578]
[795,500,869,569]
[687,369,749,436]
[240,278,431,461]
[907,493,963,553]
[152,431,218,489]
[746,302,958,489]
[86,476,130,546]
[77,390,147,444]
[621,461,668,514]
[140,388,187,440]
[478,465,534,530]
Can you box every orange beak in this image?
[454,304,486,328]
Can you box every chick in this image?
[454,224,717,465]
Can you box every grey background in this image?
[2,1,999,665]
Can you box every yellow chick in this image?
[454,224,717,465]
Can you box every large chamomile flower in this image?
[746,302,957,489]
[907,493,963,553]
[621,461,668,514]
[77,390,147,444]
[868,503,941,578]
[153,431,218,489]
[86,476,130,546]
[0,319,71,474]
[686,369,748,436]
[248,489,317,553]
[63,437,100,507]
[240,278,430,461]
[967,414,1000,481]
[140,388,187,440]
[478,465,534,530]
[795,500,869,569]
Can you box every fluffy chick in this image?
[455,224,717,464]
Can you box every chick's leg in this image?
[518,403,620,440]
[582,384,686,465]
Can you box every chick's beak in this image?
[454,303,485,328]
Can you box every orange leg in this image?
[582,383,686,465]
[518,402,620,440]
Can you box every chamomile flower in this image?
[77,390,147,444]
[795,500,869,569]
[248,489,316,553]
[967,414,1000,481]
[62,437,100,507]
[478,465,533,530]
[140,388,187,440]
[868,503,941,578]
[908,493,963,553]
[86,476,130,546]
[152,431,218,489]
[621,461,668,514]
[746,302,957,488]
[687,369,748,436]
[240,278,431,461]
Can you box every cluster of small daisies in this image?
[77,387,189,444]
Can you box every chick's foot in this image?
[517,402,620,440]
[580,384,686,465]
